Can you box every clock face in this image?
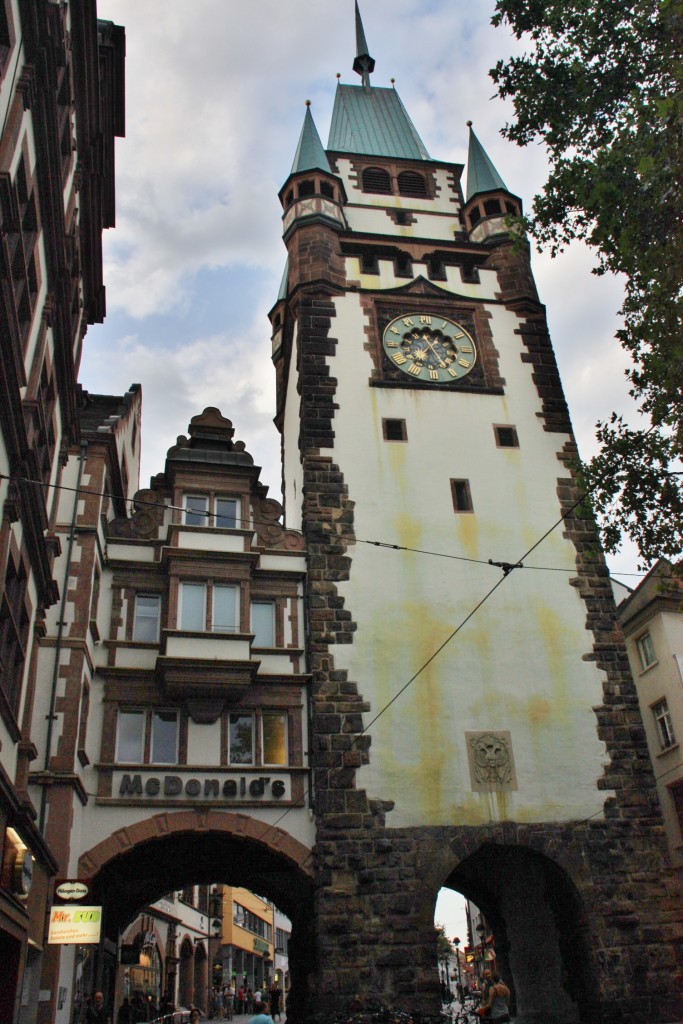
[382,313,477,383]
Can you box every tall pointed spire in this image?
[466,122,507,201]
[290,102,332,175]
[352,1,375,87]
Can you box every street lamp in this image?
[452,937,462,996]
[476,922,486,986]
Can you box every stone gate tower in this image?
[270,5,683,1022]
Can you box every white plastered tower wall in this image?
[280,141,611,827]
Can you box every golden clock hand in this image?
[422,335,447,368]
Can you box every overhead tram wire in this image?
[0,470,669,581]
[6,423,669,839]
[265,512,597,832]
[261,438,673,835]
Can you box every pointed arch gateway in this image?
[79,811,315,1019]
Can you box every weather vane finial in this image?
[353,1,375,87]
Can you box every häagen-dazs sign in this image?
[111,771,290,802]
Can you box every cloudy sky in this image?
[86,0,641,587]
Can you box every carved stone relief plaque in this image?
[465,730,517,791]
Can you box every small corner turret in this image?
[463,122,522,245]
[278,102,347,243]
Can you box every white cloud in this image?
[86,0,643,572]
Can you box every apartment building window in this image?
[228,713,255,765]
[637,632,656,670]
[116,709,179,764]
[179,582,239,633]
[133,594,161,642]
[251,600,275,647]
[184,494,241,529]
[216,497,239,529]
[0,549,30,719]
[233,903,272,942]
[652,699,675,751]
[180,583,206,631]
[213,585,239,633]
[262,712,287,766]
[227,711,288,766]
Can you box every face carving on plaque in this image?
[382,312,477,383]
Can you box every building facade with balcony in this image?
[33,405,312,1023]
[0,2,124,1021]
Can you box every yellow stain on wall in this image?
[527,696,551,726]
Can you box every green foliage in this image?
[435,923,454,958]
[491,0,683,564]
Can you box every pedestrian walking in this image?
[249,1000,274,1024]
[224,985,234,1021]
[268,984,281,1021]
[478,972,510,1023]
[86,992,111,1024]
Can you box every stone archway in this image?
[78,810,315,1023]
[429,839,595,1024]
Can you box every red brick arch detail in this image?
[78,810,314,878]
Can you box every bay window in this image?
[184,494,241,529]
[180,582,206,631]
[179,581,240,633]
[213,585,239,632]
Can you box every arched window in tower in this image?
[297,180,315,198]
[320,181,334,199]
[397,171,428,198]
[362,167,391,194]
[484,198,503,216]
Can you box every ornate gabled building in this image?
[36,406,312,1021]
[0,3,124,1021]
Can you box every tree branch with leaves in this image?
[491,0,683,565]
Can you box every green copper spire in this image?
[353,0,375,87]
[466,122,507,201]
[290,102,332,175]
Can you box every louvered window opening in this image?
[397,172,427,198]
[362,167,392,194]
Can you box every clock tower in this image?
[270,6,682,1021]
